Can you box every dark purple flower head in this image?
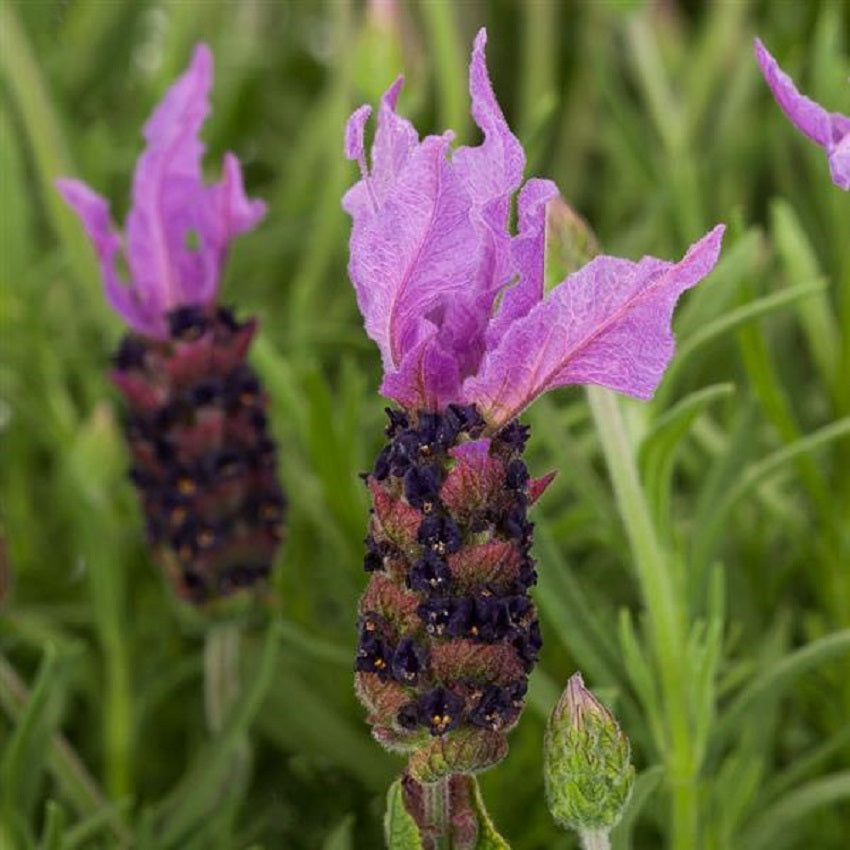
[344,28,724,426]
[56,44,266,338]
[754,38,849,191]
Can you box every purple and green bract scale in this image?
[344,28,724,781]
[57,46,285,606]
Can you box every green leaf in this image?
[384,779,423,850]
[1,646,63,838]
[741,772,850,850]
[715,630,850,743]
[150,619,283,848]
[770,200,838,395]
[38,801,65,850]
[639,383,734,529]
[656,278,826,408]
[692,418,850,569]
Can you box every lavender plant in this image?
[55,45,286,607]
[754,38,849,191]
[343,27,723,842]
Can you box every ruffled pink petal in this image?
[755,38,849,191]
[464,225,725,426]
[126,43,213,316]
[453,29,525,222]
[372,78,420,203]
[55,178,162,336]
[197,153,267,302]
[487,178,559,344]
[59,43,265,336]
[346,131,481,383]
[342,30,523,407]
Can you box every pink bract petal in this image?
[487,178,559,344]
[754,38,849,191]
[453,29,525,221]
[57,44,265,337]
[125,44,212,324]
[463,225,725,427]
[347,131,480,384]
[343,30,524,409]
[55,178,161,336]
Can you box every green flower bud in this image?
[544,672,634,835]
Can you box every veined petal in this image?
[58,44,265,336]
[487,178,559,344]
[126,43,213,317]
[755,38,849,191]
[453,29,525,221]
[342,30,523,406]
[197,153,267,302]
[464,225,725,427]
[55,178,162,336]
[346,132,481,380]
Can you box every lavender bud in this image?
[544,673,634,836]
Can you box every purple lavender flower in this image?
[754,37,850,191]
[56,44,266,338]
[57,46,285,606]
[344,28,723,781]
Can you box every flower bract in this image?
[754,37,850,191]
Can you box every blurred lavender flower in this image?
[57,45,285,606]
[754,37,849,191]
[344,28,723,781]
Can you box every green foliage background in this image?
[1,1,849,848]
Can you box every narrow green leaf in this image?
[716,630,850,743]
[693,418,850,569]
[38,801,65,850]
[1,646,61,834]
[152,618,283,847]
[741,772,850,850]
[770,200,838,394]
[384,779,423,850]
[639,383,734,529]
[656,279,826,408]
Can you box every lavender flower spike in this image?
[754,37,850,191]
[345,29,724,428]
[57,46,285,606]
[57,44,266,338]
[345,28,723,782]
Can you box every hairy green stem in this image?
[423,775,452,850]
[580,828,612,850]
[204,622,242,734]
[587,387,697,850]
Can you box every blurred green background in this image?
[1,0,850,848]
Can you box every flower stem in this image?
[204,621,242,734]
[587,387,697,850]
[422,774,453,850]
[580,829,612,850]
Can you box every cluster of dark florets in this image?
[113,305,285,603]
[355,405,542,754]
